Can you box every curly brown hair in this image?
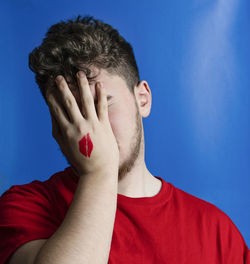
[28,14,141,104]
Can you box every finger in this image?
[96,82,109,122]
[76,71,98,122]
[55,75,83,123]
[51,112,61,139]
[46,92,70,131]
[51,113,66,150]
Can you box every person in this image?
[0,14,249,264]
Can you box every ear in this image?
[133,80,152,118]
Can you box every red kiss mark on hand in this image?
[79,132,93,158]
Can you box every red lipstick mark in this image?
[79,132,93,158]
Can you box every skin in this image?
[79,132,93,158]
[64,66,162,197]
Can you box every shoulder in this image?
[171,183,241,228]
[170,183,250,260]
[0,168,71,264]
[170,183,221,216]
[0,166,72,200]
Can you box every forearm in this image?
[34,168,118,264]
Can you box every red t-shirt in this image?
[0,166,249,264]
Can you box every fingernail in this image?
[56,75,63,82]
[98,82,103,88]
[78,71,85,78]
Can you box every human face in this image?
[65,67,143,180]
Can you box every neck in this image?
[117,160,162,198]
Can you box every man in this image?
[0,14,249,264]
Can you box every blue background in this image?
[0,0,249,247]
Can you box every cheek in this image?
[107,110,120,138]
[108,105,133,143]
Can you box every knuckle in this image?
[79,75,87,83]
[64,127,72,137]
[76,123,84,134]
[79,79,88,89]
[54,106,60,114]
[58,84,65,92]
[57,80,66,91]
[85,96,93,106]
[65,97,72,108]
[101,103,108,112]
[47,94,53,104]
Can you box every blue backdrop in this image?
[0,0,249,247]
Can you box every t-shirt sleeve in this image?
[214,205,250,264]
[0,182,59,264]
